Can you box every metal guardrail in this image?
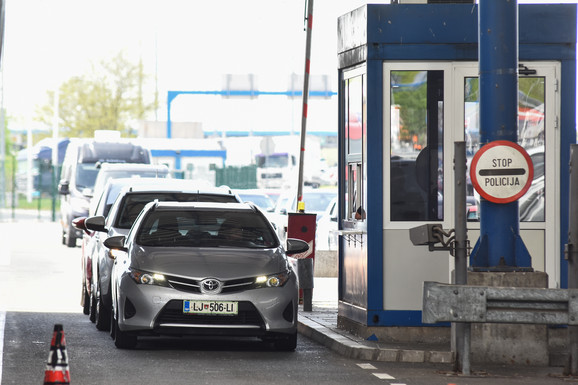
[423,281,578,326]
[416,144,578,375]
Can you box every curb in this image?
[298,316,454,363]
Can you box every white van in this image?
[58,135,151,247]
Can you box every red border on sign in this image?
[470,140,535,204]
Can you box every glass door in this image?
[453,62,560,286]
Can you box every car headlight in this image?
[128,268,169,287]
[255,270,291,288]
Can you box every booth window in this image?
[344,72,366,221]
[390,70,444,221]
[464,76,545,222]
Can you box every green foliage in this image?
[35,51,156,138]
[16,194,60,210]
[391,71,428,142]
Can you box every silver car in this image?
[83,181,241,332]
[105,201,308,350]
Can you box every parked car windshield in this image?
[237,193,275,211]
[136,209,278,248]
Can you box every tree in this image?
[35,51,156,138]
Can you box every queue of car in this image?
[76,178,242,331]
[66,166,329,350]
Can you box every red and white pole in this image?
[297,0,314,207]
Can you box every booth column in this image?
[473,0,532,270]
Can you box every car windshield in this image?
[115,193,239,229]
[301,192,335,212]
[238,194,275,210]
[255,153,290,168]
[75,163,100,190]
[136,209,278,248]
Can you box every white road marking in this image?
[357,363,377,370]
[373,373,395,380]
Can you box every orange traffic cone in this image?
[43,324,70,385]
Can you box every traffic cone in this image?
[43,324,70,384]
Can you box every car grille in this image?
[155,300,265,328]
[166,275,256,294]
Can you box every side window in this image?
[344,72,367,221]
[464,76,545,222]
[390,70,444,221]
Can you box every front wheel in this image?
[65,224,76,248]
[113,305,137,349]
[95,281,111,331]
[82,285,90,315]
[89,291,96,323]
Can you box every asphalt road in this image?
[0,219,573,384]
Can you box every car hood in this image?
[129,246,289,280]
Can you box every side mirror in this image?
[58,180,70,195]
[286,238,309,255]
[72,217,90,235]
[85,216,107,233]
[103,235,127,252]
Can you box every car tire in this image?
[273,332,297,351]
[109,309,116,339]
[65,225,76,248]
[82,286,90,315]
[113,306,137,349]
[89,291,96,323]
[95,281,111,331]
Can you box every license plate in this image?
[183,300,238,315]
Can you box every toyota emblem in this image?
[200,278,222,294]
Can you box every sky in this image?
[3,0,371,134]
[2,0,577,136]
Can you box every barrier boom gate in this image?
[422,281,578,325]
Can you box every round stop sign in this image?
[470,140,534,204]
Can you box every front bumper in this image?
[116,273,298,338]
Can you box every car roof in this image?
[148,201,256,213]
[101,177,170,190]
[114,179,237,196]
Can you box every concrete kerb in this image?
[297,312,454,364]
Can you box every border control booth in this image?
[336,3,577,345]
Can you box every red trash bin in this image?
[287,212,316,303]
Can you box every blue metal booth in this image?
[336,3,576,328]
